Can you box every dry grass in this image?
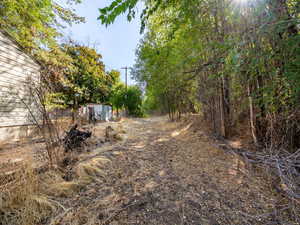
[0,162,56,225]
[75,156,111,182]
[0,153,112,225]
[1,116,299,225]
[42,170,83,198]
[0,117,126,225]
[49,181,83,198]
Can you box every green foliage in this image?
[2,0,300,148]
[103,0,300,147]
[51,44,117,110]
[123,86,144,117]
[0,0,85,92]
[109,84,144,117]
[110,83,126,113]
[142,90,159,113]
[0,0,84,52]
[98,0,172,33]
[98,0,138,25]
[130,4,200,118]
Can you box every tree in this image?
[108,69,125,117]
[0,0,85,94]
[110,83,126,117]
[0,0,84,52]
[124,86,144,117]
[109,84,144,117]
[49,44,114,120]
[131,4,199,120]
[101,0,300,148]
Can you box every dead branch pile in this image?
[218,142,300,202]
[63,124,92,152]
[244,149,300,200]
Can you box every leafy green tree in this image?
[110,84,144,117]
[49,44,114,120]
[107,70,126,116]
[110,83,126,117]
[101,0,300,148]
[0,0,85,93]
[130,4,199,120]
[124,86,144,117]
[107,69,122,88]
[0,0,84,52]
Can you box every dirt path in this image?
[52,117,291,225]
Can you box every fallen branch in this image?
[214,140,300,202]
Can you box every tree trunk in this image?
[222,74,230,137]
[219,78,226,137]
[248,82,258,145]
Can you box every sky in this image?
[60,0,143,85]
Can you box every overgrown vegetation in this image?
[0,2,143,224]
[0,0,84,82]
[110,84,144,117]
[47,43,122,121]
[98,0,300,220]
[0,0,299,224]
[0,0,143,119]
[100,0,300,150]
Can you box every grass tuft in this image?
[0,163,56,225]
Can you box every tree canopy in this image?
[100,0,300,148]
[61,44,112,106]
[0,0,84,51]
[0,0,86,85]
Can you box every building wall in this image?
[0,31,41,142]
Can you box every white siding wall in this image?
[0,31,41,127]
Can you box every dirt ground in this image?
[0,119,125,175]
[0,116,297,225]
[43,116,296,225]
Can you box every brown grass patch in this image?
[0,162,56,225]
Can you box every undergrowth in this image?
[0,163,55,225]
[0,152,111,225]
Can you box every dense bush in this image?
[110,85,144,117]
